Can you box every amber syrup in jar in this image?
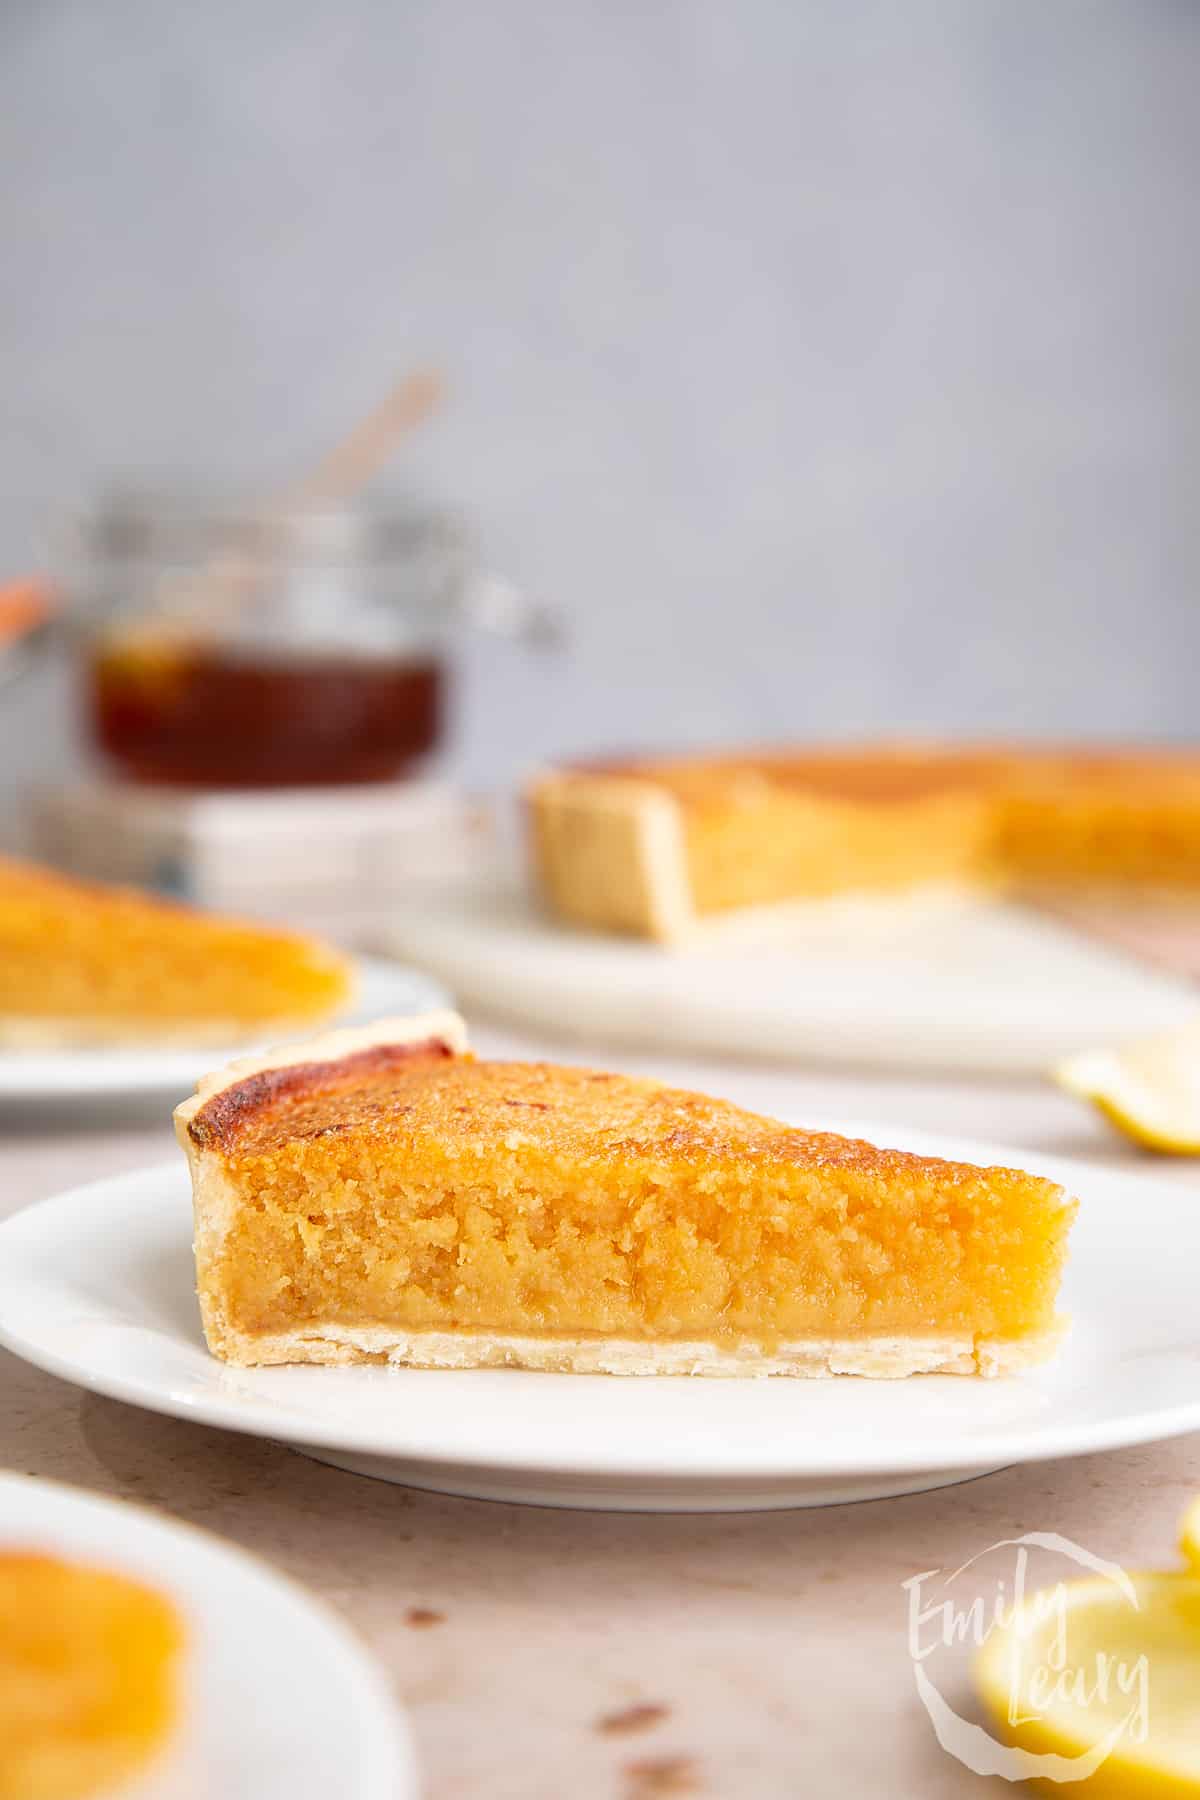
[87,638,444,787]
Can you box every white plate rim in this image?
[0,1120,1196,1483]
[0,1469,417,1799]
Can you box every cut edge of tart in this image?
[175,1014,1075,1379]
[176,1011,472,1366]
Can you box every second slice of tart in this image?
[0,856,353,1046]
[175,1014,1075,1377]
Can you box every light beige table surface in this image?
[2,1018,1198,1799]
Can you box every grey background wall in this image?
[1,0,1196,807]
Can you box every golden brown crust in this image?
[595,742,1200,801]
[174,1011,468,1125]
[187,1043,455,1152]
[183,1026,1050,1189]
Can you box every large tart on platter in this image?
[0,856,352,1046]
[528,741,1200,938]
[175,1012,1075,1377]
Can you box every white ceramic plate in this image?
[0,1472,415,1799]
[0,955,448,1105]
[0,1124,1195,1513]
[380,879,1197,1074]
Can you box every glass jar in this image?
[60,495,553,788]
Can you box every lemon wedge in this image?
[1055,1020,1200,1154]
[974,1570,1200,1795]
[1180,1499,1200,1576]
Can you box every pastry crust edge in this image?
[527,770,694,941]
[196,1318,1066,1378]
[174,1007,469,1121]
[175,1011,472,1360]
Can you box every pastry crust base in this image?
[199,1319,1065,1378]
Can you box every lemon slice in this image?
[1055,1020,1200,1154]
[1180,1499,1200,1576]
[974,1571,1200,1795]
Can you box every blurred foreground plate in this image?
[0,1472,413,1800]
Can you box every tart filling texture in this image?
[176,1014,1075,1378]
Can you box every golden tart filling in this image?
[176,1013,1075,1377]
[0,855,352,1045]
[529,742,1200,938]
